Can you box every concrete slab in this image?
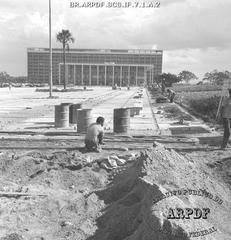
[1,86,214,138]
[91,88,158,135]
[0,87,122,130]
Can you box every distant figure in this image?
[112,83,117,90]
[161,82,166,93]
[166,89,176,103]
[220,89,231,149]
[9,83,12,91]
[85,116,105,152]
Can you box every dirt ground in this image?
[0,143,140,239]
[0,87,230,240]
[0,138,230,240]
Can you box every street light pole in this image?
[49,0,53,97]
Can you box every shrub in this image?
[188,96,221,120]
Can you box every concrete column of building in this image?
[143,67,145,84]
[81,64,84,85]
[74,64,76,85]
[112,65,115,86]
[149,68,151,85]
[104,66,107,86]
[120,66,122,87]
[97,65,99,85]
[58,64,61,85]
[144,67,147,85]
[135,66,138,86]
[89,65,91,86]
[128,66,130,86]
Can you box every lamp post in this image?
[49,0,53,97]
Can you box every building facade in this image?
[27,48,163,86]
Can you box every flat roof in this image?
[60,63,155,67]
[27,48,163,55]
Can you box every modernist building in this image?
[27,48,163,86]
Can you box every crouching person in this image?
[85,116,105,152]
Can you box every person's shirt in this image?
[221,97,231,118]
[85,123,104,143]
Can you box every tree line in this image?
[1,68,230,88]
[156,70,231,87]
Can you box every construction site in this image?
[0,84,230,240]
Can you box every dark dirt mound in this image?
[0,233,23,240]
[87,145,231,240]
[207,157,231,187]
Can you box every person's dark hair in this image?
[229,89,231,95]
[96,116,104,125]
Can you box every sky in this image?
[0,0,231,79]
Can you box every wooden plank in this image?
[0,192,47,198]
[216,96,224,121]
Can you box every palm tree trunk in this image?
[63,43,66,89]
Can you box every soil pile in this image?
[89,145,231,240]
[0,150,108,240]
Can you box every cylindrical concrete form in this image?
[113,108,130,133]
[129,107,136,117]
[61,102,72,106]
[133,107,142,115]
[55,104,69,128]
[77,109,93,133]
[69,103,82,124]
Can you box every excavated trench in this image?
[86,146,231,240]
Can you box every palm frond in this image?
[56,29,75,46]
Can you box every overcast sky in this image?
[0,0,231,79]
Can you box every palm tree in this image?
[56,29,75,89]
